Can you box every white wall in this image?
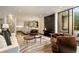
[55,12,58,33]
[16,16,44,33]
[69,14,73,35]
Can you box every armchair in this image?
[57,36,77,53]
[29,29,38,36]
[50,33,77,53]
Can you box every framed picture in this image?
[24,21,38,28]
[29,21,38,28]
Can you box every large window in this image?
[74,7,79,30]
[58,8,73,35]
[58,10,69,33]
[73,7,79,37]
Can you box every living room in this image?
[0,6,79,53]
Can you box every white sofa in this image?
[0,33,19,53]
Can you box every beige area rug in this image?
[21,43,52,53]
[16,32,52,53]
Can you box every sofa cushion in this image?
[57,36,77,48]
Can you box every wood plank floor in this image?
[16,32,79,53]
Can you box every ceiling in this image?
[0,6,74,17]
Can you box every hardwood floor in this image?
[16,32,79,53]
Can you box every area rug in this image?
[16,32,52,53]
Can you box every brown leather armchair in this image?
[50,33,77,53]
[29,29,38,36]
[57,36,77,53]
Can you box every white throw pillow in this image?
[0,35,7,49]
